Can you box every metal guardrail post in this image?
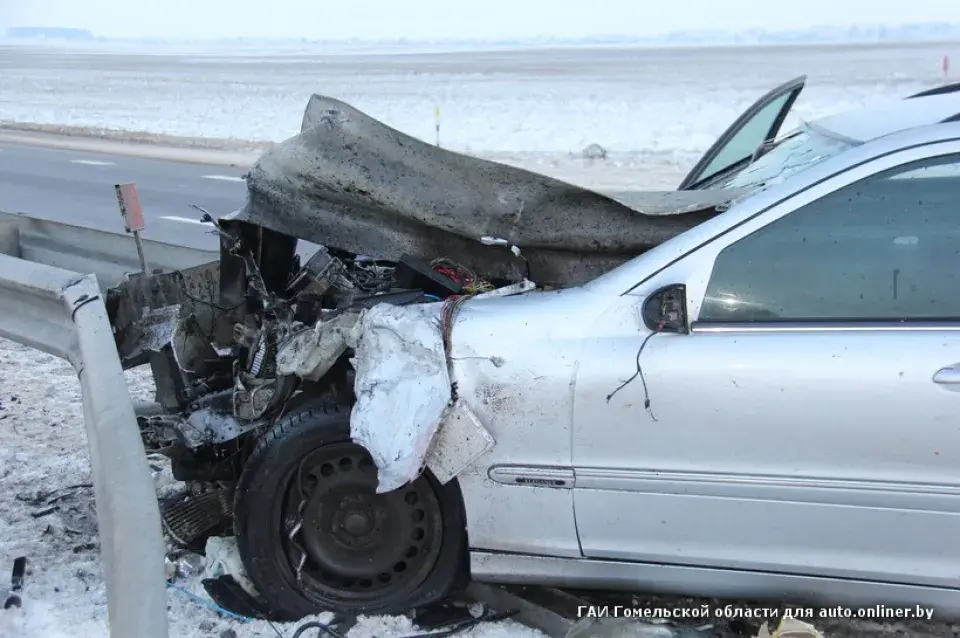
[0,254,168,638]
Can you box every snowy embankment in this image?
[0,337,541,638]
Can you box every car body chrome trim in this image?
[692,321,960,334]
[487,465,575,489]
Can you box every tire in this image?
[234,404,467,620]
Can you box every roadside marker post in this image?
[435,106,441,147]
[114,182,149,274]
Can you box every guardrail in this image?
[0,211,218,289]
[0,212,189,637]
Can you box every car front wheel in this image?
[234,404,467,620]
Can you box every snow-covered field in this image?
[1,40,959,187]
[3,40,960,636]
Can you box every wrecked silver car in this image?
[106,77,960,620]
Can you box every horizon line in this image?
[5,20,960,45]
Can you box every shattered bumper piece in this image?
[425,398,495,485]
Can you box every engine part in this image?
[183,409,258,448]
[276,310,361,382]
[172,313,221,377]
[288,248,358,314]
[138,414,184,450]
[161,487,234,549]
[174,389,263,448]
[394,254,462,298]
[349,256,395,294]
[246,322,280,379]
[233,322,257,349]
[248,332,268,376]
[287,247,339,297]
[232,373,278,421]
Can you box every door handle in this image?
[933,368,960,384]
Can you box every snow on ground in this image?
[2,40,957,169]
[2,40,957,192]
[0,336,543,638]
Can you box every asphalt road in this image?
[0,140,249,250]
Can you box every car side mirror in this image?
[642,284,688,334]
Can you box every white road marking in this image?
[69,159,115,166]
[160,215,208,225]
[201,174,244,182]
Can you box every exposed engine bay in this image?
[106,215,518,490]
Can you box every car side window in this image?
[699,154,960,322]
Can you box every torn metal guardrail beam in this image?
[0,252,168,638]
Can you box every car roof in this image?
[808,91,960,145]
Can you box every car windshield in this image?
[583,124,857,294]
[720,124,856,190]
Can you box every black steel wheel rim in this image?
[278,442,444,602]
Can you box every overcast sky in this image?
[2,0,959,40]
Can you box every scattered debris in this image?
[756,618,824,638]
[71,542,98,554]
[2,557,26,610]
[578,143,608,160]
[167,551,205,579]
[199,575,270,621]
[204,536,258,600]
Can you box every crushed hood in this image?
[232,94,748,287]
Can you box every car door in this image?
[678,76,806,190]
[572,140,960,589]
